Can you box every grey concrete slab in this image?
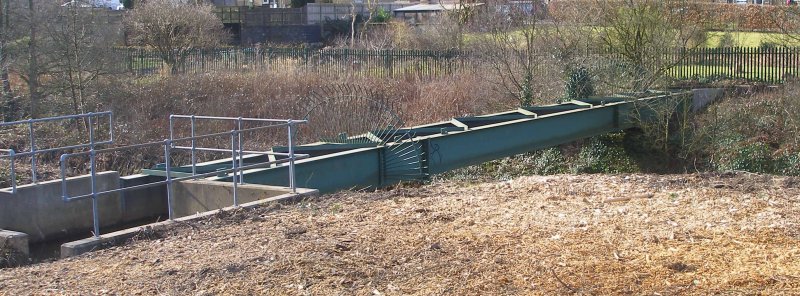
[172,180,302,218]
[61,187,318,258]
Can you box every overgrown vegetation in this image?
[0,0,799,189]
[700,85,800,175]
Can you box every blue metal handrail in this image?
[0,112,114,193]
[58,115,307,238]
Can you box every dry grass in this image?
[0,173,798,295]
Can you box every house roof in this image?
[393,3,483,13]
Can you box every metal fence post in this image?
[90,149,100,237]
[109,112,115,142]
[190,115,197,177]
[60,154,68,201]
[287,120,296,193]
[169,115,175,146]
[9,149,16,194]
[230,131,239,207]
[28,120,36,183]
[164,140,174,220]
[88,114,95,149]
[237,117,244,184]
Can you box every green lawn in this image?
[704,31,800,48]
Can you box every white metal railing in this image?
[0,112,114,193]
[57,115,308,238]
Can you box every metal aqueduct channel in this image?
[143,91,691,193]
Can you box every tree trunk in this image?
[349,3,356,48]
[27,0,42,118]
[0,0,14,120]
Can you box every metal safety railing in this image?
[0,112,114,194]
[58,115,308,238]
[168,115,307,188]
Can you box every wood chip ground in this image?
[1,173,798,295]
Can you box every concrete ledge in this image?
[173,180,300,218]
[1,230,29,266]
[61,187,318,258]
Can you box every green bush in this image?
[565,67,594,100]
[714,140,773,173]
[571,136,637,174]
[436,148,568,181]
[531,148,568,175]
[774,150,800,176]
[519,72,534,107]
[372,7,391,23]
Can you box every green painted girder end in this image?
[141,169,196,179]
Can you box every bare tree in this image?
[45,7,119,116]
[125,0,228,74]
[6,0,60,118]
[25,0,42,117]
[0,0,13,120]
[469,0,590,106]
[770,4,800,45]
[592,0,707,92]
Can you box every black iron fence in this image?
[120,47,800,83]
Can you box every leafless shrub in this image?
[125,0,229,75]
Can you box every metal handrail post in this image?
[28,120,36,183]
[168,115,175,147]
[90,149,100,237]
[288,120,296,193]
[109,112,114,142]
[237,117,244,184]
[190,115,197,178]
[9,149,16,194]
[88,114,94,148]
[230,131,239,207]
[164,140,174,220]
[60,154,68,201]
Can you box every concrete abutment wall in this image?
[1,172,308,258]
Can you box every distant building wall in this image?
[210,0,266,6]
[241,24,322,44]
[218,3,414,44]
[306,3,413,24]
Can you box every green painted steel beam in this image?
[213,147,383,193]
[423,103,627,175]
[140,169,195,179]
[142,91,690,193]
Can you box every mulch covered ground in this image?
[1,173,798,295]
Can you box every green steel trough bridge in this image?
[142,91,691,193]
[0,90,700,249]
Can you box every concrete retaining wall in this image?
[0,172,124,243]
[0,172,306,248]
[172,180,296,217]
[119,174,168,222]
